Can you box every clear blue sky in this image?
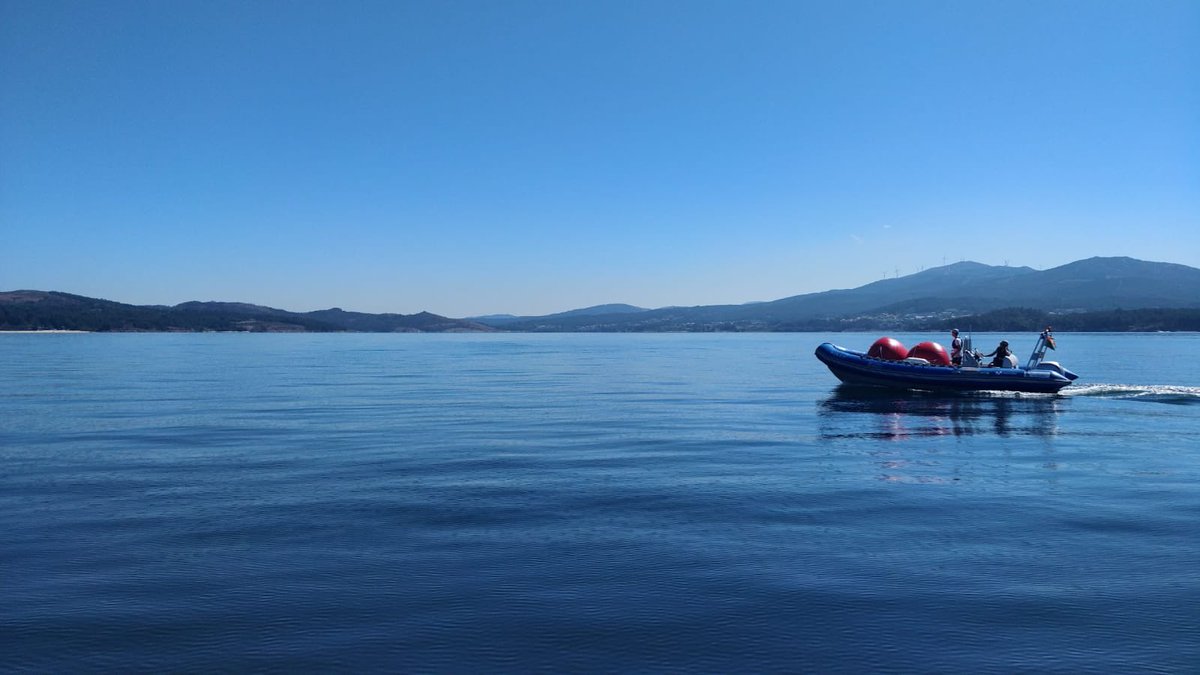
[3,0,1197,317]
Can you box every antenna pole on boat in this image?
[1026,327,1053,369]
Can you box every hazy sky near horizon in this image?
[3,0,1197,317]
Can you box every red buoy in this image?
[868,337,908,361]
[907,341,951,366]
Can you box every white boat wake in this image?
[1060,383,1200,405]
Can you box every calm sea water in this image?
[2,332,1198,672]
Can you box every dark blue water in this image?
[3,332,1198,672]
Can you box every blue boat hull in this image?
[814,342,1076,393]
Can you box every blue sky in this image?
[3,0,1197,317]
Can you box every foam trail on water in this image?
[1061,383,1200,405]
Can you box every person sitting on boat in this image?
[950,329,963,366]
[982,340,1011,368]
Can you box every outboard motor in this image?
[1034,361,1080,381]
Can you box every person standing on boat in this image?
[1041,326,1056,350]
[950,329,963,366]
[982,340,1011,368]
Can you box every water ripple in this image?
[2,333,1199,672]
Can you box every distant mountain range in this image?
[3,257,1199,332]
[475,257,1200,332]
[474,304,651,326]
[0,292,495,333]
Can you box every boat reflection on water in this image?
[818,384,1064,441]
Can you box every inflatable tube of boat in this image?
[868,337,908,360]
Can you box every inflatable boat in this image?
[815,330,1079,393]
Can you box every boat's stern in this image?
[1034,361,1079,381]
